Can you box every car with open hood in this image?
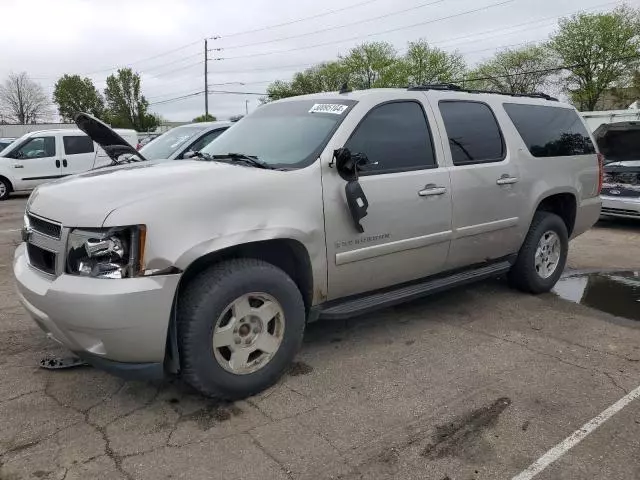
[0,127,137,200]
[593,121,640,219]
[13,86,601,399]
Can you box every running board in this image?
[318,261,511,320]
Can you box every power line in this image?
[219,0,447,50]
[217,0,383,39]
[149,91,205,106]
[219,0,515,61]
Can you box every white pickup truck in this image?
[0,128,137,200]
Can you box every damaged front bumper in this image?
[13,243,180,380]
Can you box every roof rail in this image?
[407,83,558,101]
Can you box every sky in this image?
[0,0,633,123]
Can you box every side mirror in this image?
[333,148,370,180]
[183,151,197,159]
[333,148,370,233]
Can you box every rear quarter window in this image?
[503,103,596,157]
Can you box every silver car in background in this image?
[138,121,232,161]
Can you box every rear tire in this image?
[508,211,568,294]
[178,258,306,399]
[0,178,11,201]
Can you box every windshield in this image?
[201,99,357,168]
[139,125,209,160]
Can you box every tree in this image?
[53,74,104,121]
[467,44,558,93]
[104,68,158,131]
[341,42,399,89]
[550,6,640,111]
[0,72,49,123]
[266,61,350,101]
[397,40,467,86]
[192,113,217,122]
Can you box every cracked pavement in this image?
[1,196,640,479]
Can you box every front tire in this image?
[177,258,306,399]
[0,178,11,201]
[509,211,568,294]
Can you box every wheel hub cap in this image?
[212,293,285,375]
[534,230,561,279]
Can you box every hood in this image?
[75,113,146,162]
[593,121,640,163]
[27,160,275,226]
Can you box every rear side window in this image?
[439,101,505,166]
[345,101,436,174]
[504,103,596,157]
[63,136,94,155]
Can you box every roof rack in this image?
[407,84,558,101]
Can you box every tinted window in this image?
[439,101,504,165]
[63,136,94,155]
[504,103,596,157]
[202,100,356,168]
[188,128,226,153]
[13,137,55,159]
[345,102,436,174]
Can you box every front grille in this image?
[27,213,61,239]
[601,187,640,198]
[601,207,640,217]
[27,243,57,275]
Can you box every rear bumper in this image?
[600,195,640,219]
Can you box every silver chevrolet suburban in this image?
[13,85,602,399]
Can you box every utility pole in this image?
[204,38,209,119]
[245,100,249,115]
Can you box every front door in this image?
[61,134,97,175]
[432,99,523,269]
[322,99,453,300]
[9,134,62,190]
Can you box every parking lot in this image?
[0,195,639,480]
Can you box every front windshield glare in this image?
[201,99,356,168]
[139,125,207,160]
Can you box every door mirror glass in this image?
[183,150,197,159]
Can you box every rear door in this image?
[433,98,524,269]
[61,134,96,175]
[8,134,62,190]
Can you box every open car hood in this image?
[593,121,640,164]
[74,113,147,163]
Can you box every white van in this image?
[0,128,137,200]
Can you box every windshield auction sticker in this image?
[309,104,349,114]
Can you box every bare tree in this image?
[0,72,49,124]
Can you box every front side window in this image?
[13,137,56,159]
[202,99,357,168]
[63,136,94,155]
[345,101,436,174]
[439,101,505,166]
[188,128,227,154]
[504,103,596,157]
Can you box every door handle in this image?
[62,159,68,167]
[55,160,60,168]
[13,164,24,169]
[496,175,518,185]
[418,184,447,196]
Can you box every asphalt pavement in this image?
[1,194,639,480]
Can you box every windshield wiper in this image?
[207,153,275,170]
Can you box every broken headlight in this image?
[66,226,146,279]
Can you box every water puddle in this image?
[553,271,640,321]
